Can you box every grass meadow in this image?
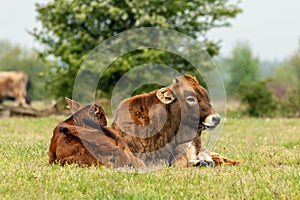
[0,116,299,199]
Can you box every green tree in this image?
[290,52,300,87]
[226,41,261,95]
[283,52,300,117]
[31,0,242,99]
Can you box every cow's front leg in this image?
[171,143,196,167]
[189,136,215,167]
[196,147,215,167]
[171,140,215,168]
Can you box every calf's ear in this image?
[65,97,82,113]
[156,88,175,104]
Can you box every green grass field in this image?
[0,116,299,199]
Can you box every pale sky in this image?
[208,0,300,61]
[0,0,300,61]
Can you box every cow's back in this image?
[111,90,183,166]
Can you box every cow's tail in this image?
[210,152,241,166]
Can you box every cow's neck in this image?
[64,116,76,126]
[64,113,85,126]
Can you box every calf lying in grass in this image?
[48,97,145,168]
[49,98,239,169]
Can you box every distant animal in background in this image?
[0,71,31,106]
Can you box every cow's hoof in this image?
[196,160,215,168]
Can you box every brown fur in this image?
[49,75,240,168]
[210,152,241,166]
[0,71,30,106]
[48,100,144,168]
[111,75,231,166]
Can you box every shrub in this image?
[280,86,300,117]
[238,80,277,117]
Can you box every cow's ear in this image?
[173,77,179,84]
[65,97,82,113]
[156,88,175,104]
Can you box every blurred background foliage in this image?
[30,0,242,98]
[0,0,299,117]
[0,40,58,100]
[219,41,300,117]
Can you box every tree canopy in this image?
[31,0,242,98]
[225,41,261,94]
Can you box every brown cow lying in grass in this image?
[48,97,145,168]
[49,75,239,168]
[111,75,239,167]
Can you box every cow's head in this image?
[156,75,220,132]
[65,97,107,127]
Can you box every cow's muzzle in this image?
[202,114,221,130]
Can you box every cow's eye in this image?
[186,96,197,103]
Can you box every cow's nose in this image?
[212,116,221,126]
